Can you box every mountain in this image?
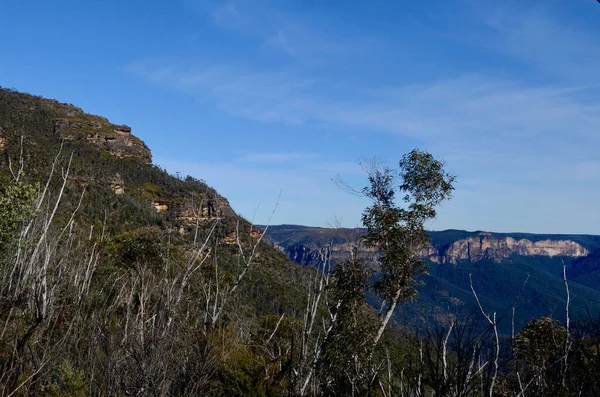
[0,86,320,310]
[0,87,318,395]
[264,225,600,332]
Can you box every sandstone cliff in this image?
[156,194,236,221]
[34,93,235,221]
[52,118,151,164]
[428,233,589,264]
[265,226,592,268]
[42,97,152,164]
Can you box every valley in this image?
[265,225,600,332]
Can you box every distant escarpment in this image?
[428,233,589,264]
[265,226,594,268]
[265,225,600,334]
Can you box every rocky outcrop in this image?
[431,233,589,264]
[273,241,379,269]
[149,194,236,223]
[53,118,151,164]
[153,201,169,212]
[108,173,125,195]
[266,226,592,269]
[284,244,321,266]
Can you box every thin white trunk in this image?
[373,290,400,347]
[443,319,455,382]
[563,261,571,382]
[470,274,498,397]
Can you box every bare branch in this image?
[470,274,499,397]
[266,313,285,345]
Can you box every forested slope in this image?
[0,87,316,395]
[266,225,600,333]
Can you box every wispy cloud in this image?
[183,0,376,61]
[129,59,319,123]
[239,152,317,163]
[130,59,600,162]
[263,30,298,57]
[136,0,600,232]
[462,2,600,84]
[210,1,244,29]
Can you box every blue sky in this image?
[1,0,600,233]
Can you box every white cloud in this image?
[130,59,600,163]
[137,1,600,233]
[238,152,317,163]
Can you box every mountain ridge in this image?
[264,224,600,265]
[264,224,600,332]
[0,85,312,318]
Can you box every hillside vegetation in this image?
[2,87,600,396]
[0,87,316,395]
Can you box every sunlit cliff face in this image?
[427,234,588,264]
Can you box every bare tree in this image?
[201,192,280,331]
[470,274,499,397]
[562,260,571,386]
[0,147,99,396]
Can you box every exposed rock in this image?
[109,173,125,195]
[275,241,379,269]
[266,226,591,270]
[175,194,236,223]
[153,202,169,212]
[113,125,132,133]
[146,193,237,223]
[52,117,151,164]
[285,244,319,266]
[224,235,237,245]
[223,232,265,247]
[435,234,589,264]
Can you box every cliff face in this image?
[52,118,151,164]
[0,88,238,227]
[36,96,152,164]
[264,225,600,336]
[429,233,589,264]
[155,194,236,222]
[265,226,592,269]
[284,244,321,266]
[45,97,237,221]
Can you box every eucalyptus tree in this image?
[359,149,455,347]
